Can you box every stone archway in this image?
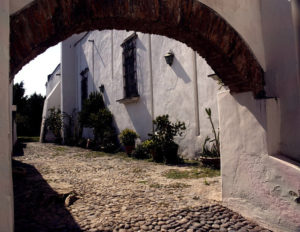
[10,0,264,96]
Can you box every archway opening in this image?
[9,1,269,231]
[10,0,264,97]
[13,28,224,231]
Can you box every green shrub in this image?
[119,128,139,146]
[132,140,151,159]
[78,92,118,152]
[148,115,186,164]
[44,107,63,143]
[63,109,79,146]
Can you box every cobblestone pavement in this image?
[13,143,272,232]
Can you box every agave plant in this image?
[201,108,220,157]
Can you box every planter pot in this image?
[125,145,135,155]
[200,157,220,169]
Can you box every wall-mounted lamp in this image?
[164,50,174,66]
[99,84,105,93]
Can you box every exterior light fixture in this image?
[164,50,174,66]
[99,84,105,93]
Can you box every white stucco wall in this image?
[9,0,32,14]
[0,1,14,231]
[61,33,86,141]
[219,90,300,232]
[73,30,219,157]
[151,34,219,157]
[40,80,62,142]
[46,64,61,96]
[261,0,300,162]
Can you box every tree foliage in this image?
[79,92,117,151]
[13,82,45,136]
[44,107,63,143]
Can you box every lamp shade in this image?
[164,51,174,66]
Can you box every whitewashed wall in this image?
[40,81,62,142]
[219,91,300,232]
[46,64,61,96]
[261,0,300,163]
[0,1,14,231]
[73,30,220,157]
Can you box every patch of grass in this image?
[204,179,210,185]
[18,136,40,143]
[149,183,163,189]
[54,146,67,152]
[167,182,190,189]
[163,167,220,179]
[83,151,107,158]
[138,180,148,184]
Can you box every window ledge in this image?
[117,96,140,104]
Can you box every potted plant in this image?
[200,108,220,168]
[148,115,186,164]
[119,128,139,155]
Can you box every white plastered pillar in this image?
[218,90,300,232]
[0,0,14,231]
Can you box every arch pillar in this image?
[0,0,14,231]
[218,90,300,232]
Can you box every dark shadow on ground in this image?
[13,159,82,232]
[12,141,26,156]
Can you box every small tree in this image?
[79,92,117,151]
[119,129,139,146]
[63,109,79,145]
[148,115,186,164]
[44,107,63,143]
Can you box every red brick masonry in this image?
[10,0,264,96]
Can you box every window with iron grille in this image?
[121,33,138,98]
[80,68,89,108]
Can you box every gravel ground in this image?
[13,142,272,232]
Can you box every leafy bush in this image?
[119,128,139,146]
[79,92,118,152]
[201,108,220,157]
[131,140,151,159]
[79,92,105,128]
[44,107,63,143]
[148,115,186,164]
[13,82,45,136]
[63,109,79,146]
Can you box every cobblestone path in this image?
[13,143,272,232]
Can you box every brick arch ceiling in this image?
[10,0,264,96]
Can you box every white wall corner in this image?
[266,98,281,156]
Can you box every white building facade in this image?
[40,64,62,142]
[43,30,221,158]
